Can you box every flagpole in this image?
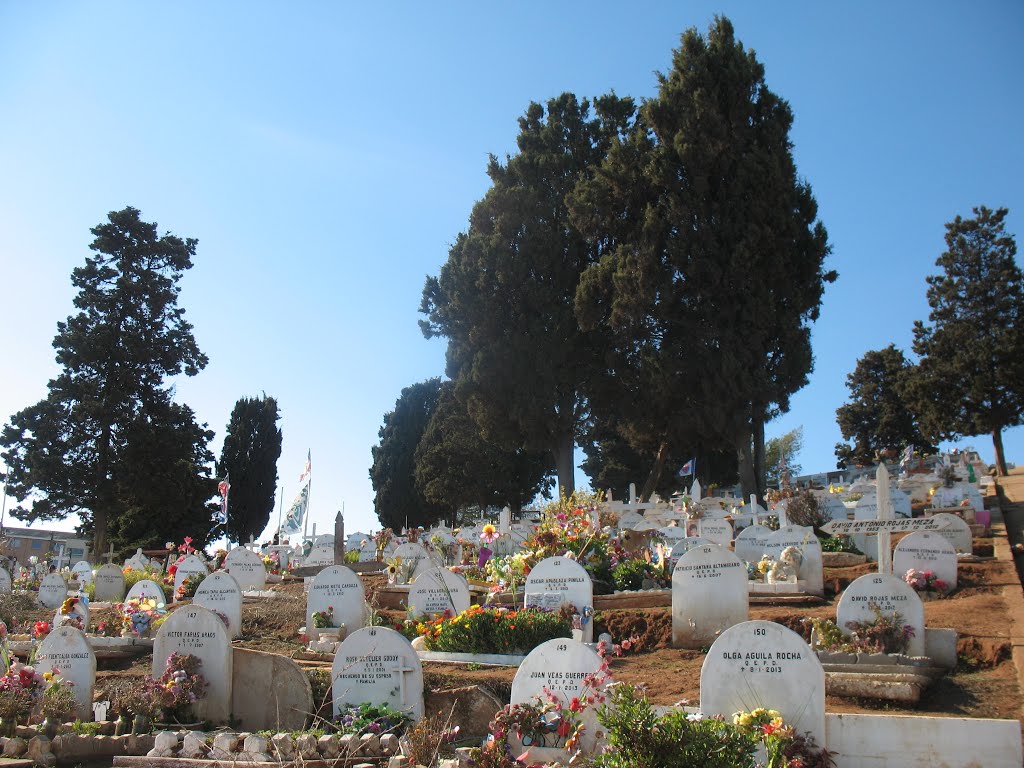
[302,451,311,542]
[275,486,284,543]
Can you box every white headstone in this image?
[172,555,210,598]
[616,511,645,531]
[54,595,89,630]
[836,573,925,657]
[124,548,148,571]
[734,525,774,564]
[698,519,734,548]
[391,542,435,581]
[490,535,519,557]
[763,526,824,596]
[690,479,702,500]
[331,626,423,720]
[125,579,167,604]
[815,493,849,521]
[672,545,748,649]
[224,547,267,591]
[666,537,710,571]
[92,563,126,602]
[407,567,470,619]
[193,572,243,639]
[71,561,93,585]
[0,568,11,594]
[152,604,233,723]
[931,512,973,554]
[658,526,688,547]
[853,493,878,520]
[893,532,958,591]
[701,621,825,747]
[499,507,511,533]
[35,625,96,720]
[307,565,367,641]
[38,572,68,609]
[523,557,594,643]
[304,543,335,567]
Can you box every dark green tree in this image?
[107,399,220,552]
[370,379,447,531]
[217,395,283,544]
[0,207,210,560]
[414,382,551,515]
[906,206,1024,475]
[571,17,833,500]
[420,93,636,497]
[834,345,936,468]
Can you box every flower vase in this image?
[114,714,131,736]
[318,629,341,644]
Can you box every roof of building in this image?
[0,526,87,541]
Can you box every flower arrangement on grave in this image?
[91,619,120,637]
[384,556,416,585]
[142,652,207,725]
[407,604,572,655]
[374,528,394,560]
[32,621,51,641]
[39,671,76,724]
[334,702,411,737]
[123,566,173,602]
[484,550,533,600]
[261,551,281,574]
[903,568,949,596]
[807,604,915,655]
[732,707,835,768]
[312,606,335,629]
[427,534,461,567]
[55,596,86,631]
[0,664,37,726]
[610,556,669,591]
[119,597,166,637]
[175,573,205,601]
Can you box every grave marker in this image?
[836,573,924,657]
[672,545,748,649]
[153,604,233,723]
[733,525,773,564]
[307,565,367,641]
[35,625,96,720]
[224,546,267,591]
[92,563,126,602]
[38,572,68,609]
[172,555,210,599]
[193,572,243,639]
[331,626,423,720]
[391,542,435,581]
[763,526,824,596]
[523,557,594,642]
[125,579,168,604]
[407,567,470,619]
[124,548,148,571]
[71,561,93,586]
[698,518,733,548]
[893,532,958,590]
[304,543,335,567]
[0,568,11,594]
[701,620,825,748]
[931,512,973,554]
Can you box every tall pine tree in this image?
[217,396,283,544]
[0,207,211,559]
[906,206,1024,475]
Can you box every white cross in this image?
[393,658,417,705]
[876,463,894,575]
[105,544,115,564]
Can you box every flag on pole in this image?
[899,444,914,471]
[298,450,311,485]
[282,485,309,535]
[678,458,696,477]
[217,473,230,523]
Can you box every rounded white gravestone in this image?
[35,625,96,720]
[931,513,973,554]
[523,557,594,642]
[763,526,824,597]
[224,547,267,591]
[511,638,603,706]
[92,563,126,602]
[893,532,958,591]
[193,572,243,639]
[423,528,463,566]
[734,525,774,564]
[332,626,423,721]
[836,573,924,657]
[391,543,435,581]
[672,545,748,649]
[892,490,913,518]
[853,493,878,520]
[304,544,335,567]
[814,493,849,521]
[125,579,167,604]
[314,534,335,547]
[666,537,711,571]
[307,565,368,641]
[38,572,68,609]
[71,561,94,586]
[153,604,233,724]
[124,548,148,571]
[701,621,825,748]
[698,519,734,548]
[407,567,470,619]
[0,568,11,594]
[658,526,688,547]
[616,511,645,531]
[172,555,210,598]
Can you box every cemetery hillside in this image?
[2,11,1024,768]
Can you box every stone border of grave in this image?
[416,650,527,667]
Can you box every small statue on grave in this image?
[766,546,802,584]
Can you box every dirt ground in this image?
[7,504,1022,734]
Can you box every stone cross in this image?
[394,658,417,703]
[246,535,257,551]
[499,507,511,534]
[104,544,115,564]
[876,463,893,575]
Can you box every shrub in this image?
[612,558,652,591]
[414,606,570,655]
[784,491,831,533]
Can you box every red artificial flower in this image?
[569,697,583,713]
[33,621,50,639]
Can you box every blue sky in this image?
[1,2,1022,541]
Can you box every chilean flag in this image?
[678,458,695,477]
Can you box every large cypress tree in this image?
[0,207,211,559]
[420,93,635,496]
[217,396,283,544]
[906,206,1024,475]
[571,17,833,500]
